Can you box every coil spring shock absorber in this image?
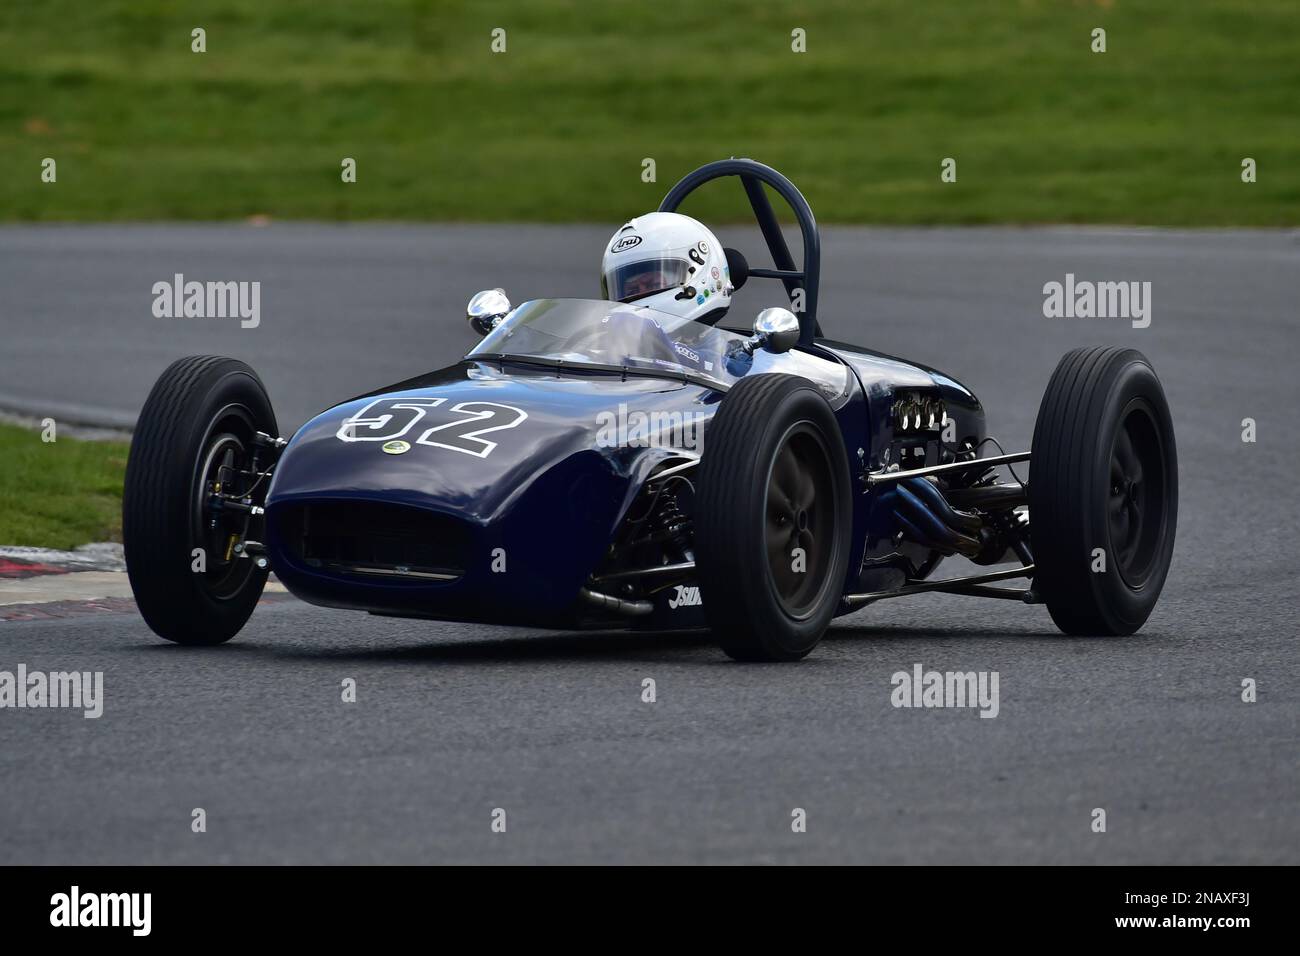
[651,491,694,563]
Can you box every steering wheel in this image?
[658,158,823,345]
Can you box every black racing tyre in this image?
[123,356,278,645]
[1029,347,1177,635]
[695,374,853,661]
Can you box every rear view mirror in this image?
[751,307,799,354]
[467,289,511,336]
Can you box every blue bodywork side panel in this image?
[266,343,984,627]
[265,361,715,625]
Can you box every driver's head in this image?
[601,212,732,323]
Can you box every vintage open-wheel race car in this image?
[122,159,1178,660]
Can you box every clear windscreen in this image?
[469,298,745,386]
[467,298,849,397]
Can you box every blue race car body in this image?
[128,158,1174,658]
[262,296,985,630]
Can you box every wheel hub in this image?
[765,426,835,616]
[1107,402,1166,588]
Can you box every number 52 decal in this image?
[336,397,527,458]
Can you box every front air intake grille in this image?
[278,501,469,582]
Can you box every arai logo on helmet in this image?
[382,440,411,455]
[610,235,642,254]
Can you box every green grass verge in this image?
[1,0,1298,225]
[0,422,127,550]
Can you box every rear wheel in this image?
[123,356,278,645]
[695,374,852,661]
[1029,347,1178,635]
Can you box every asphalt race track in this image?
[0,225,1297,863]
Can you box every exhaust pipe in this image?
[892,479,983,558]
[579,587,654,617]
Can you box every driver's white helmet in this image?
[600,212,732,323]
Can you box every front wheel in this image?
[695,374,852,661]
[123,356,278,645]
[1029,347,1178,635]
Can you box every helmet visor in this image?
[603,258,690,303]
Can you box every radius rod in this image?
[864,452,1030,487]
